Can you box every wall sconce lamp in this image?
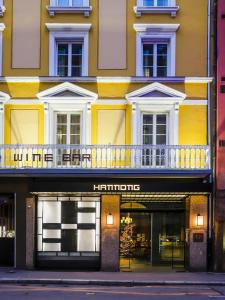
[196,214,204,226]
[106,213,114,225]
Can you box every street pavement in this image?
[0,268,225,286]
[0,284,225,299]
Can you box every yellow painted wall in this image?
[2,0,208,77]
[0,82,208,100]
[179,105,207,145]
[91,105,132,145]
[10,110,38,144]
[98,110,126,144]
[4,105,44,144]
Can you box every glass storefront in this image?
[37,195,100,269]
[0,195,14,266]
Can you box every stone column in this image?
[101,195,120,271]
[26,197,35,269]
[189,195,208,271]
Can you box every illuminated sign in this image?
[93,184,141,191]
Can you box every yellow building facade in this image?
[0,0,212,271]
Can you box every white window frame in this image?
[143,42,168,77]
[46,23,91,77]
[136,104,177,146]
[134,0,179,17]
[56,41,83,77]
[54,111,82,145]
[134,24,180,77]
[141,112,169,145]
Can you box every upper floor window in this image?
[46,23,91,77]
[0,0,5,17]
[134,24,179,77]
[57,42,83,77]
[47,0,92,16]
[134,0,179,17]
[143,0,169,6]
[143,43,168,77]
[56,0,84,7]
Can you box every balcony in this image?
[134,0,179,17]
[0,145,210,174]
[47,0,92,17]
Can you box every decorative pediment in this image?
[37,82,98,102]
[0,91,10,102]
[126,82,186,103]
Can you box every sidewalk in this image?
[0,268,225,286]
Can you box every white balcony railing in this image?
[48,0,91,16]
[0,144,210,171]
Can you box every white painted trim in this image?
[134,6,179,17]
[1,77,213,83]
[126,82,186,100]
[37,82,97,100]
[47,7,92,17]
[181,100,208,105]
[185,77,213,83]
[0,90,10,144]
[48,31,90,77]
[95,99,127,105]
[133,23,180,32]
[7,100,42,105]
[46,23,92,32]
[0,23,5,77]
[134,24,179,77]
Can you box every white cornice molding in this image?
[46,23,92,32]
[181,100,208,105]
[133,23,180,33]
[185,77,213,83]
[37,82,98,102]
[0,77,213,84]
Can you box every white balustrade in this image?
[0,144,210,170]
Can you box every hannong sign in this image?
[93,184,141,191]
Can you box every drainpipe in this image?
[207,0,212,271]
[211,0,218,271]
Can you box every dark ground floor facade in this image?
[0,174,213,272]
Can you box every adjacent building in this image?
[215,0,225,272]
[0,0,212,271]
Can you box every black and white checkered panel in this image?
[37,196,100,256]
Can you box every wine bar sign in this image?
[3,153,92,163]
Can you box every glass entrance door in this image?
[120,212,151,269]
[152,212,185,266]
[120,210,185,271]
